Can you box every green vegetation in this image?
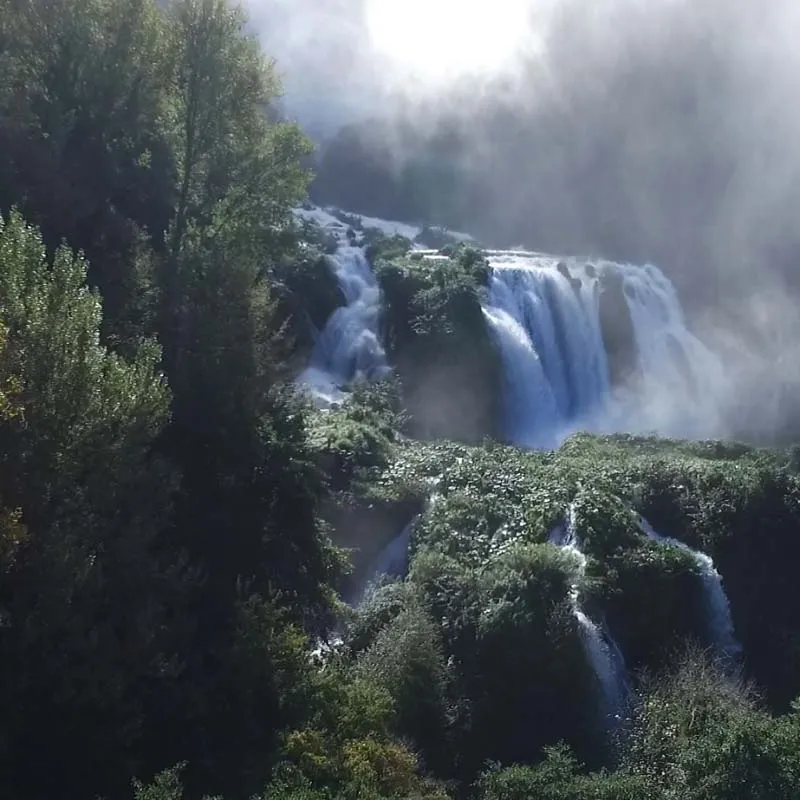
[2,1,800,799]
[375,246,500,442]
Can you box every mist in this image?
[247,0,800,440]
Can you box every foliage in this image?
[375,248,500,442]
[133,764,189,800]
[305,381,421,600]
[4,1,800,799]
[274,665,450,800]
[355,600,452,773]
[597,541,705,670]
[363,229,414,264]
[402,545,597,780]
[307,380,405,489]
[0,210,177,798]
[0,2,336,798]
[476,744,651,800]
[0,0,172,351]
[624,651,800,800]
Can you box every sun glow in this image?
[364,0,534,82]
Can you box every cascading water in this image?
[550,506,628,722]
[638,516,741,661]
[299,245,390,405]
[482,253,728,448]
[367,519,413,585]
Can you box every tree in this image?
[0,210,180,799]
[0,0,173,349]
[159,0,311,372]
[626,651,800,800]
[154,0,335,622]
[139,3,340,794]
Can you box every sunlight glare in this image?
[364,0,533,82]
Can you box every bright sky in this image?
[364,0,535,82]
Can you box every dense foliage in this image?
[2,2,800,799]
[375,246,501,442]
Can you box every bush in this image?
[625,650,800,800]
[363,229,413,264]
[356,601,452,773]
[408,545,598,777]
[596,542,705,670]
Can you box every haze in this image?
[364,0,535,82]
[248,0,800,439]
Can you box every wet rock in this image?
[599,270,640,388]
[557,260,582,293]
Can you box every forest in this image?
[2,1,800,799]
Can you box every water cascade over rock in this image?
[638,515,741,662]
[299,244,389,405]
[297,207,729,445]
[482,253,729,448]
[362,519,413,587]
[550,506,629,724]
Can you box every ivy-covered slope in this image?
[309,388,800,705]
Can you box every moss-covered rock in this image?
[594,541,706,670]
[375,248,501,443]
[363,230,413,264]
[364,431,800,707]
[414,226,463,250]
[409,546,598,774]
[306,383,424,597]
[272,245,345,361]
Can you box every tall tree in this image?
[0,210,180,799]
[147,3,341,793]
[0,0,173,349]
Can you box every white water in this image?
[638,516,741,661]
[482,253,728,448]
[296,208,728,441]
[550,507,628,721]
[299,245,390,404]
[369,518,413,583]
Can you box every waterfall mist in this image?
[253,0,800,442]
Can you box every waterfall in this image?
[343,520,414,607]
[550,506,628,722]
[638,516,741,661]
[299,245,390,405]
[368,519,413,583]
[482,253,728,448]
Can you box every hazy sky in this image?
[245,0,800,436]
[246,0,800,295]
[247,0,550,135]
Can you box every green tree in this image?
[356,600,453,774]
[154,0,335,623]
[159,0,311,372]
[0,0,173,348]
[0,210,179,799]
[141,3,341,795]
[626,651,800,800]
